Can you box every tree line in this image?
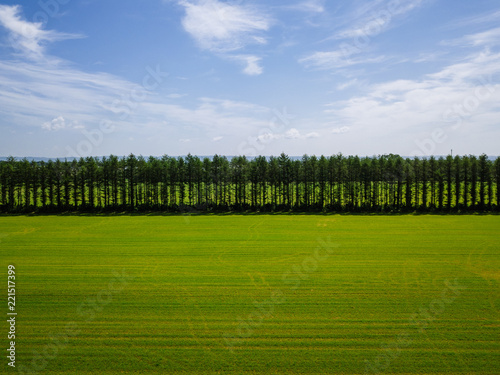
[0,153,499,213]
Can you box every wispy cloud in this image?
[142,97,270,134]
[299,50,386,70]
[323,49,500,153]
[444,9,500,29]
[0,60,137,130]
[427,48,500,82]
[177,0,271,76]
[332,0,425,40]
[1,57,277,133]
[337,78,360,90]
[299,50,342,68]
[282,0,325,14]
[257,128,320,142]
[444,27,500,48]
[42,116,82,131]
[0,4,83,60]
[299,0,427,72]
[414,51,447,63]
[178,0,271,53]
[0,52,279,156]
[331,126,350,134]
[230,54,263,75]
[167,93,187,99]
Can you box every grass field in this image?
[1,215,499,374]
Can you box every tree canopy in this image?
[0,154,498,213]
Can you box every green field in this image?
[1,215,499,374]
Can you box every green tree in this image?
[494,157,500,211]
[453,156,461,210]
[445,155,453,210]
[478,154,489,209]
[470,155,478,209]
[127,154,137,209]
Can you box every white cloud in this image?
[414,51,446,63]
[0,60,139,131]
[323,49,500,154]
[299,0,426,72]
[231,55,263,75]
[305,131,320,138]
[198,97,268,112]
[177,1,270,76]
[42,116,68,131]
[212,136,223,142]
[299,50,386,70]
[167,93,187,99]
[140,97,271,141]
[427,49,500,82]
[256,128,321,142]
[178,0,271,52]
[337,78,360,90]
[333,0,425,41]
[285,0,325,14]
[445,9,500,29]
[445,27,500,48]
[243,56,263,76]
[256,132,277,143]
[285,128,301,139]
[299,50,344,68]
[331,126,350,134]
[0,5,83,60]
[41,116,84,131]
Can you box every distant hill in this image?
[0,155,498,162]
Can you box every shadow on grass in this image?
[0,209,499,218]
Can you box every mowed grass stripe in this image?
[0,215,498,374]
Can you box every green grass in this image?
[1,215,499,374]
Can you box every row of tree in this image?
[0,154,499,213]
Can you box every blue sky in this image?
[0,0,499,158]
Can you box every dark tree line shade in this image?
[0,153,499,213]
